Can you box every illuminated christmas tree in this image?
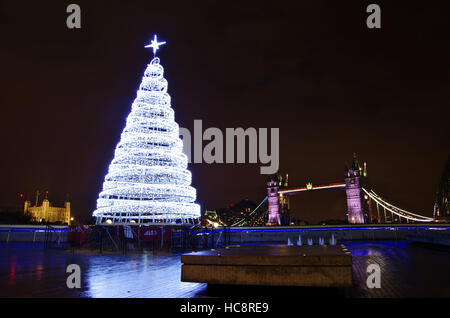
[93,35,200,225]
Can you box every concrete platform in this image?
[181,245,352,287]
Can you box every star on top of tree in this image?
[144,34,166,55]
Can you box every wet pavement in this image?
[1,241,449,298]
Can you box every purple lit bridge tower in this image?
[344,154,365,224]
[267,177,281,225]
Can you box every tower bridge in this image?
[231,154,435,227]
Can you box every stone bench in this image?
[181,245,352,287]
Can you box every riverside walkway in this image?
[1,240,450,298]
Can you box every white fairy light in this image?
[93,38,200,225]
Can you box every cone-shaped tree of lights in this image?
[93,35,200,225]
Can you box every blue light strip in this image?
[0,228,68,232]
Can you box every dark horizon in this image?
[1,0,449,224]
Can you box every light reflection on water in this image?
[8,255,16,286]
[83,253,204,298]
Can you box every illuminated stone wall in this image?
[24,200,71,224]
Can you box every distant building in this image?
[208,199,262,226]
[201,210,221,227]
[24,199,71,224]
[435,156,450,218]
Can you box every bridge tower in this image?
[345,153,365,224]
[266,175,281,225]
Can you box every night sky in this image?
[1,0,449,223]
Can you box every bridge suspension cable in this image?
[361,187,434,222]
[231,196,268,227]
